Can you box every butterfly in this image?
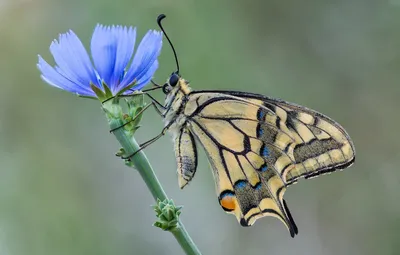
[134,14,355,237]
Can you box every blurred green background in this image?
[0,0,399,254]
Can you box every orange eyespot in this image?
[220,195,236,211]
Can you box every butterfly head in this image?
[162,72,191,95]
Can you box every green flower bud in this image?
[153,199,183,231]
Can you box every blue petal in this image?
[50,31,99,90]
[120,30,162,90]
[128,60,159,92]
[111,26,137,93]
[90,25,137,92]
[91,25,117,88]
[37,56,94,96]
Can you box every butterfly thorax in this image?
[163,78,192,136]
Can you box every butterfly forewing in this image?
[222,91,356,184]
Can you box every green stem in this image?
[109,119,201,255]
[171,224,200,255]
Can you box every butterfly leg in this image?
[108,91,167,133]
[118,92,166,116]
[142,79,166,114]
[109,102,154,133]
[144,93,166,115]
[146,95,165,117]
[121,127,168,160]
[103,79,166,116]
[139,79,162,92]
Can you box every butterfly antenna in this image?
[157,14,180,74]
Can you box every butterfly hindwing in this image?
[181,91,354,235]
[184,94,297,235]
[174,127,198,189]
[188,118,297,236]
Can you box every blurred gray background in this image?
[0,0,399,254]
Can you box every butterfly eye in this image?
[162,83,171,94]
[169,73,179,87]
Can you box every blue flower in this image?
[37,24,163,99]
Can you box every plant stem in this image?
[109,119,201,255]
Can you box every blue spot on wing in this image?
[260,164,268,172]
[255,182,262,190]
[257,109,266,120]
[220,191,234,199]
[257,125,264,137]
[261,144,270,157]
[235,180,247,189]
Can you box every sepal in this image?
[115,79,137,97]
[126,93,145,133]
[102,100,124,120]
